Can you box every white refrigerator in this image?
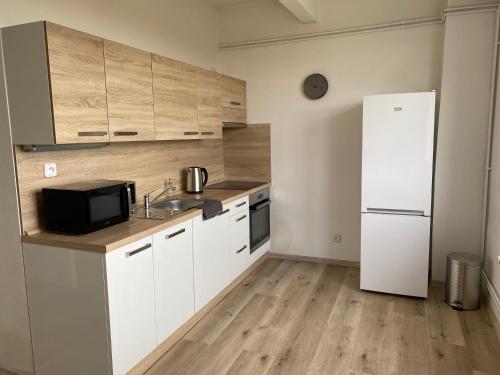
[360,92,436,298]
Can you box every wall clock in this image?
[303,73,328,100]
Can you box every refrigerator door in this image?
[361,92,435,216]
[360,213,430,297]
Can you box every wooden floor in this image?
[146,258,500,375]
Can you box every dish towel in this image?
[199,199,223,220]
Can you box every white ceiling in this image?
[207,0,267,9]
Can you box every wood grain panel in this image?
[222,107,246,124]
[197,69,222,139]
[45,22,109,144]
[152,55,199,140]
[15,140,224,234]
[103,40,155,142]
[221,74,246,109]
[223,123,271,182]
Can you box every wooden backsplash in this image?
[15,139,224,234]
[223,123,271,182]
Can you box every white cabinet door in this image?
[192,207,231,312]
[106,236,157,375]
[229,210,251,280]
[153,220,195,344]
[362,92,435,215]
[360,213,430,298]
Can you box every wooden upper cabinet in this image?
[221,74,246,109]
[152,55,199,140]
[103,40,155,142]
[197,69,222,139]
[46,22,109,144]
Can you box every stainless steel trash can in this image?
[445,252,482,310]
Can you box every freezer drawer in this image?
[360,213,430,298]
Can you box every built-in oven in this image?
[249,188,271,253]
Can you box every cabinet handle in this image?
[78,131,108,137]
[126,243,152,257]
[230,101,241,106]
[236,245,247,254]
[114,131,138,136]
[236,214,247,222]
[217,208,230,216]
[201,131,214,135]
[235,201,246,208]
[166,228,186,239]
[184,131,199,135]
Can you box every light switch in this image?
[44,163,57,178]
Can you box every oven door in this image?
[86,184,131,232]
[250,199,271,253]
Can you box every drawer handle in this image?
[166,228,186,239]
[201,131,214,135]
[236,214,247,222]
[126,243,152,257]
[217,208,230,216]
[236,245,247,254]
[114,131,138,136]
[230,101,241,106]
[78,131,108,137]
[235,201,246,208]
[184,131,199,135]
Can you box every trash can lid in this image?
[447,252,482,266]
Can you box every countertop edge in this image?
[21,183,271,253]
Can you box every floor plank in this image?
[145,258,500,375]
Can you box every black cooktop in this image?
[205,180,266,190]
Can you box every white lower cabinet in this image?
[192,205,231,312]
[229,209,251,280]
[23,194,263,375]
[153,220,195,343]
[106,236,158,375]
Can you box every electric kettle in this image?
[186,167,208,194]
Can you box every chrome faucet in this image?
[143,178,177,213]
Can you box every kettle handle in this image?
[201,168,209,187]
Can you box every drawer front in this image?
[230,196,249,214]
[230,210,249,250]
[230,237,251,280]
[222,107,246,124]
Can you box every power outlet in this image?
[333,233,342,243]
[44,163,57,178]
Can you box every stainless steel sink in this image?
[151,199,204,211]
[134,198,204,220]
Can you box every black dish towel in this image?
[199,199,223,220]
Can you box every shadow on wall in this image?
[271,103,363,261]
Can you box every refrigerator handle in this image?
[366,208,425,216]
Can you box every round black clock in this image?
[303,73,328,100]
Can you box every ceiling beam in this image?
[277,0,319,23]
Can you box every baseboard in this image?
[128,251,270,375]
[270,252,360,268]
[482,271,500,340]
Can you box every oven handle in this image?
[251,200,271,211]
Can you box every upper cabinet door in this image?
[45,22,109,144]
[197,69,222,139]
[103,40,155,142]
[152,55,199,140]
[221,74,246,109]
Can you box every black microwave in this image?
[42,180,136,235]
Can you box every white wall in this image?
[432,10,497,281]
[485,21,500,309]
[219,24,444,261]
[0,0,220,69]
[218,0,445,45]
[0,31,33,374]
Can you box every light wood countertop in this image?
[22,183,270,253]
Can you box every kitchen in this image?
[1,1,500,375]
